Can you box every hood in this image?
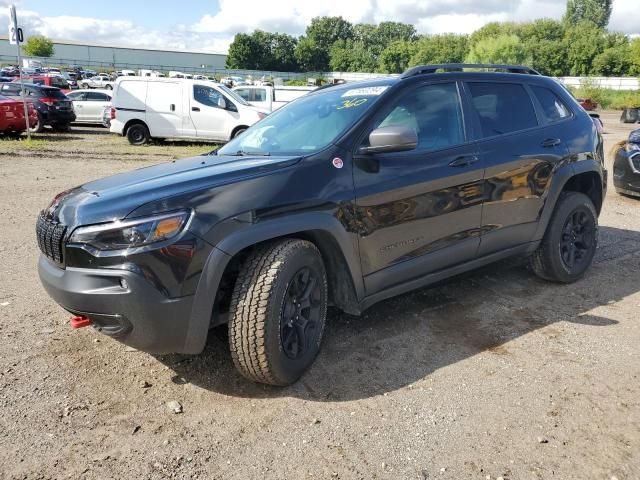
[45,154,300,227]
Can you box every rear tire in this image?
[105,84,113,90]
[530,192,598,283]
[228,239,328,386]
[29,113,44,133]
[126,123,150,145]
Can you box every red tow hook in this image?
[70,315,91,329]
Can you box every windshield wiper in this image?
[228,150,271,157]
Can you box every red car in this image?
[0,95,38,135]
[577,98,598,111]
[12,75,72,93]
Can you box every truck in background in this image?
[232,85,317,112]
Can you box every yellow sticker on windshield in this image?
[337,98,368,110]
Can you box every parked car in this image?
[66,89,112,125]
[578,98,598,111]
[80,74,114,90]
[62,72,79,89]
[0,94,38,135]
[232,85,316,112]
[0,77,14,83]
[102,105,112,128]
[613,128,640,197]
[0,83,75,132]
[36,63,606,386]
[1,66,19,77]
[109,77,267,144]
[14,75,71,92]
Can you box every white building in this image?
[0,36,227,73]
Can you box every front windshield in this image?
[217,84,249,106]
[218,84,391,156]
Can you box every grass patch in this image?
[0,136,50,149]
[569,82,640,110]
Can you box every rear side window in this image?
[86,92,110,101]
[467,82,538,138]
[531,86,571,123]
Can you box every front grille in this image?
[36,214,67,264]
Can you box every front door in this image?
[353,81,485,295]
[191,84,232,141]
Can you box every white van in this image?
[110,77,268,145]
[232,85,316,112]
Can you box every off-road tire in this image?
[228,239,328,386]
[530,192,598,283]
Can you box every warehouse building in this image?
[0,36,227,73]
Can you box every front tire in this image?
[126,123,150,145]
[530,192,598,283]
[232,127,247,139]
[228,239,328,386]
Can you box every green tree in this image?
[268,33,298,71]
[226,31,298,71]
[630,38,640,76]
[592,46,631,76]
[378,40,418,73]
[374,22,418,45]
[465,34,531,65]
[519,18,565,43]
[410,34,469,66]
[226,33,263,69]
[294,36,325,71]
[469,22,521,46]
[527,39,569,76]
[329,40,377,72]
[22,35,54,57]
[564,0,613,29]
[304,16,354,71]
[563,21,606,75]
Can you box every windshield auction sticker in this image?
[341,86,389,97]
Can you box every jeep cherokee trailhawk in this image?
[37,64,606,385]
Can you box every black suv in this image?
[0,83,75,132]
[37,64,606,385]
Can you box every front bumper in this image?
[38,255,197,353]
[613,150,640,196]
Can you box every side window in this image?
[531,85,571,123]
[51,77,68,88]
[86,92,109,102]
[193,85,223,108]
[254,89,267,102]
[67,92,85,101]
[467,82,538,138]
[234,88,250,101]
[372,82,465,152]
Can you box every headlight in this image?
[69,211,190,251]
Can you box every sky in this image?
[0,0,638,54]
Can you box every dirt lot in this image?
[1,114,639,480]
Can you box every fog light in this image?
[120,279,129,290]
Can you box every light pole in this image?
[8,4,30,140]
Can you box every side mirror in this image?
[217,96,226,109]
[360,126,418,154]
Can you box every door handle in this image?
[448,155,479,168]
[541,138,561,148]
[170,104,175,112]
[191,106,200,112]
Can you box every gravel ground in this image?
[0,114,639,480]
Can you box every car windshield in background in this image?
[218,84,391,156]
[217,84,249,106]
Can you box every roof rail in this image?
[401,64,541,79]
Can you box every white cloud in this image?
[1,0,638,54]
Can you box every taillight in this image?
[110,107,116,120]
[40,97,57,106]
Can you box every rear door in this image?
[353,81,485,295]
[145,81,183,137]
[83,91,111,122]
[464,81,569,256]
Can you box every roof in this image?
[0,35,227,57]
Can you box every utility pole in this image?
[8,4,30,140]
